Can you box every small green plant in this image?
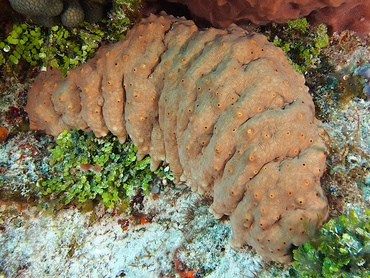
[106,0,142,41]
[293,210,370,277]
[40,24,105,74]
[0,22,103,76]
[270,18,329,74]
[0,23,44,66]
[40,129,173,209]
[0,0,142,76]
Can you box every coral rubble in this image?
[0,189,269,277]
[25,13,328,262]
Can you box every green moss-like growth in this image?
[0,0,142,76]
[268,18,329,74]
[105,0,142,41]
[0,23,104,76]
[40,129,173,209]
[293,210,370,277]
[0,23,44,66]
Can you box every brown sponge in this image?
[159,0,370,37]
[25,12,328,263]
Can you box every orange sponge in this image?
[26,13,328,263]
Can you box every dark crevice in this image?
[141,0,192,21]
[148,21,176,80]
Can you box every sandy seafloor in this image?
[1,19,370,278]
